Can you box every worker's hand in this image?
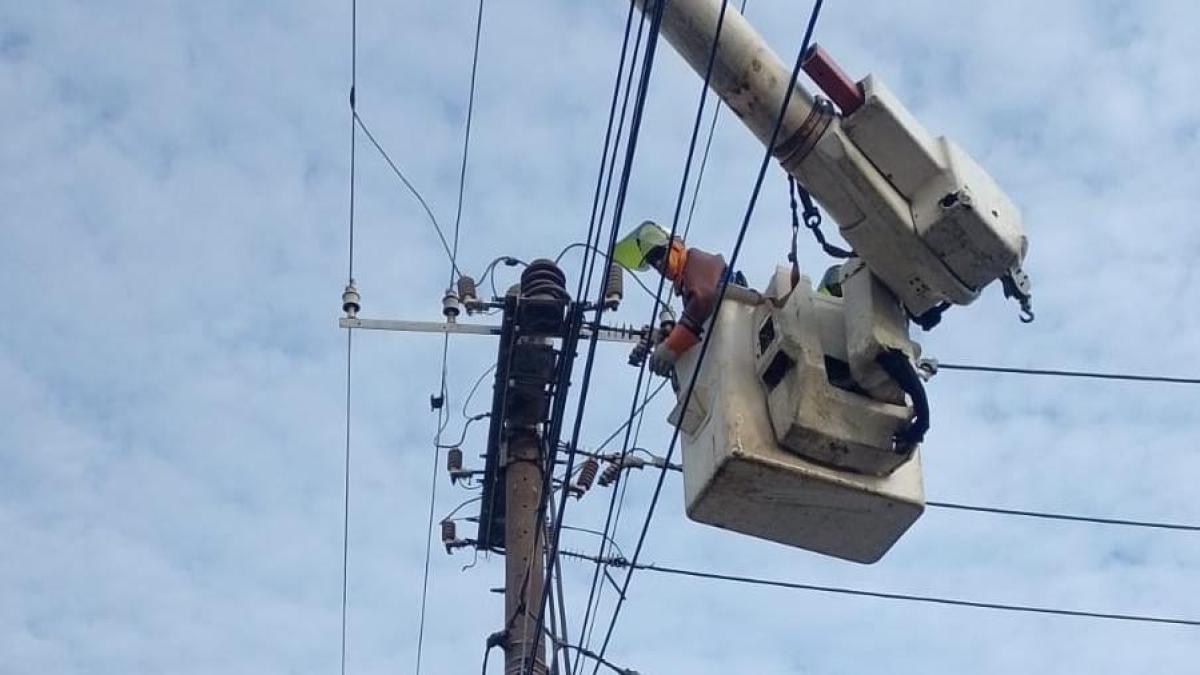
[648,341,679,377]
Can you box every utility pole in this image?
[340,260,632,674]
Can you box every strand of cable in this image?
[936,362,1200,385]
[339,1,358,672]
[545,496,574,674]
[528,5,668,673]
[339,329,353,675]
[580,3,650,306]
[416,334,452,675]
[417,6,486,670]
[576,0,734,662]
[681,0,749,241]
[573,0,640,303]
[554,241,665,303]
[573,355,669,673]
[450,0,485,288]
[926,500,1200,532]
[590,458,1200,533]
[559,550,1200,628]
[353,110,463,278]
[590,4,826,670]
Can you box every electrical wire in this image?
[590,4,826,670]
[416,6,487,671]
[353,110,463,278]
[574,0,642,304]
[926,500,1200,532]
[339,2,357,673]
[577,459,1200,533]
[340,329,353,675]
[532,4,668,672]
[416,336,452,675]
[560,550,1200,628]
[935,362,1200,385]
[451,0,485,287]
[463,364,498,419]
[554,241,664,303]
[576,0,737,663]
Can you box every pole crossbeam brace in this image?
[339,317,645,344]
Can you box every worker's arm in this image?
[676,249,727,344]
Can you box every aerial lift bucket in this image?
[668,268,924,563]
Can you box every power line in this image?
[340,1,358,672]
[926,500,1200,532]
[577,0,737,663]
[353,110,463,277]
[451,0,485,287]
[578,1,649,305]
[591,4,826,669]
[592,456,1200,533]
[340,329,353,675]
[535,3,670,672]
[560,550,1200,628]
[935,362,1200,385]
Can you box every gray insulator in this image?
[457,275,478,306]
[447,447,463,479]
[440,520,457,551]
[442,287,461,321]
[341,280,361,318]
[520,259,569,301]
[598,462,622,488]
[575,458,599,494]
[603,265,624,311]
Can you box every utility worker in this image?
[614,221,733,377]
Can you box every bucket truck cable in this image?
[559,551,1200,628]
[590,3,826,671]
[572,0,739,665]
[575,0,643,303]
[524,3,670,672]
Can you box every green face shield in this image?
[613,220,670,271]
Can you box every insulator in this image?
[446,447,463,480]
[440,519,457,544]
[442,287,461,322]
[603,265,624,311]
[520,259,569,301]
[598,461,622,488]
[575,458,599,494]
[341,280,361,318]
[456,275,478,307]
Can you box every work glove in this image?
[648,341,679,377]
[648,325,700,377]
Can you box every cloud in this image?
[1,0,1198,674]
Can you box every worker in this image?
[614,221,735,377]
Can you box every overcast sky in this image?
[2,1,1199,673]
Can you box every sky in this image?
[1,1,1199,673]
